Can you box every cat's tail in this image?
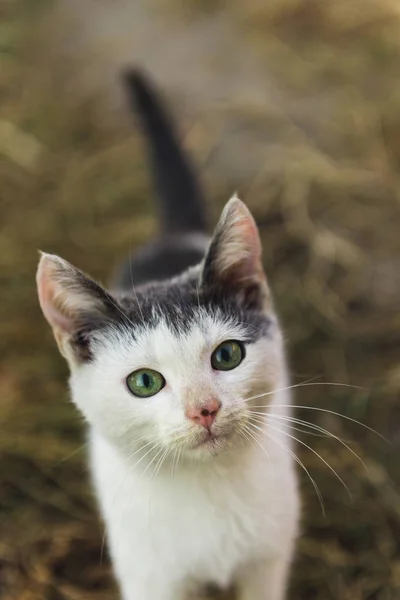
[113,69,209,289]
[122,69,207,235]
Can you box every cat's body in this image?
[37,71,299,600]
[90,410,297,598]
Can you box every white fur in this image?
[69,311,300,600]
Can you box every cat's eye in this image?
[211,340,245,371]
[126,369,165,398]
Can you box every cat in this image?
[36,70,300,600]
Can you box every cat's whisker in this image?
[99,440,161,565]
[171,447,182,479]
[124,429,166,450]
[128,432,162,447]
[244,421,325,515]
[110,441,161,514]
[237,422,260,454]
[241,423,276,482]
[250,405,388,442]
[100,526,108,566]
[106,293,138,329]
[236,321,265,334]
[258,412,368,472]
[126,433,157,450]
[195,280,201,310]
[151,447,172,482]
[249,412,330,438]
[58,442,88,464]
[141,445,166,478]
[170,448,178,479]
[126,438,160,463]
[292,374,324,384]
[247,419,351,500]
[177,448,183,472]
[129,442,163,473]
[131,285,145,323]
[243,381,365,405]
[156,447,173,479]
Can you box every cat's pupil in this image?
[141,373,151,388]
[220,347,230,363]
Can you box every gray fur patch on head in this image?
[92,264,275,364]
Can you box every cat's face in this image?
[69,291,283,461]
[37,197,284,462]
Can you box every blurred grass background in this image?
[1,0,400,598]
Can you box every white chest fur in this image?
[89,401,299,600]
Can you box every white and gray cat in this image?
[37,70,299,600]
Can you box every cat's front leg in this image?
[236,555,292,600]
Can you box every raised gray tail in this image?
[114,69,210,290]
[123,69,207,235]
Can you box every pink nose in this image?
[186,399,221,430]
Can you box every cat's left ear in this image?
[201,195,269,309]
[37,253,120,366]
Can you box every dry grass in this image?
[1,0,400,598]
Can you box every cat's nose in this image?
[186,399,221,430]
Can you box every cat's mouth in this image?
[196,433,217,447]
[192,429,227,450]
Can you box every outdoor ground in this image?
[1,1,400,599]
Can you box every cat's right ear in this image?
[36,253,119,366]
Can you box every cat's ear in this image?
[201,196,269,309]
[36,253,119,365]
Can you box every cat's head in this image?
[37,197,285,462]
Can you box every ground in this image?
[1,1,400,599]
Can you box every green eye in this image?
[211,340,245,371]
[126,369,165,398]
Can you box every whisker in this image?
[126,438,159,463]
[99,438,158,565]
[171,448,178,479]
[240,423,277,492]
[291,374,324,384]
[58,442,88,464]
[177,447,184,473]
[172,447,183,478]
[250,405,388,442]
[260,412,369,472]
[100,527,108,566]
[247,420,352,500]
[152,447,172,482]
[106,293,138,329]
[126,433,156,448]
[195,280,201,310]
[237,423,258,451]
[245,381,365,404]
[249,412,330,438]
[141,445,166,478]
[245,421,325,515]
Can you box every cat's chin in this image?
[183,431,234,461]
